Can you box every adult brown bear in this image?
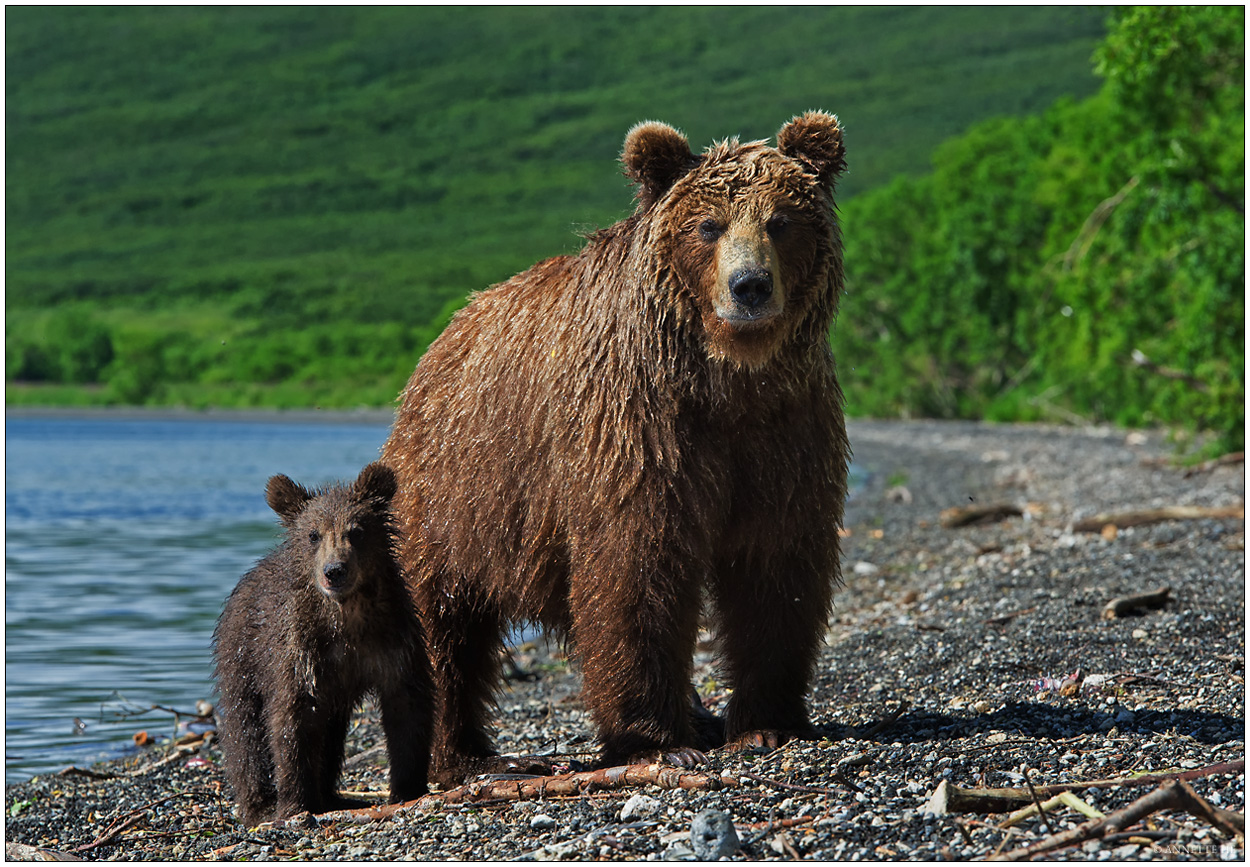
[384,112,849,785]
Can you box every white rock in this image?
[620,794,660,822]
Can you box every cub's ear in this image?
[777,111,846,188]
[266,474,312,524]
[622,121,698,209]
[354,461,397,507]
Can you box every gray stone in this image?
[690,810,740,860]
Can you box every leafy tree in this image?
[836,6,1244,453]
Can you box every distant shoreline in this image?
[4,405,397,426]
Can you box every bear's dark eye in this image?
[347,527,364,545]
[766,213,792,238]
[308,530,321,544]
[698,218,723,242]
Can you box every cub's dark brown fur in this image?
[213,462,432,825]
[384,112,849,784]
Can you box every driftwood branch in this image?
[5,843,83,862]
[924,759,1244,815]
[1102,587,1171,619]
[1000,791,1104,828]
[991,780,1244,861]
[1073,504,1243,533]
[1184,451,1244,477]
[308,762,739,824]
[940,503,1023,528]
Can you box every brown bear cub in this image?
[213,462,432,826]
[384,112,849,785]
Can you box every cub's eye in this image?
[766,214,792,238]
[698,218,723,242]
[346,527,364,545]
[308,530,321,544]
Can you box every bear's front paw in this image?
[624,746,707,769]
[725,726,826,753]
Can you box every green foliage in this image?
[835,6,1244,453]
[6,7,1105,408]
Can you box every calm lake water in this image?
[4,412,393,783]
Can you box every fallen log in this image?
[1073,504,1243,533]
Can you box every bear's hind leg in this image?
[421,584,515,786]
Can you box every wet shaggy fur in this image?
[212,462,432,826]
[383,112,850,785]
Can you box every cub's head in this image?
[265,462,398,602]
[623,111,846,368]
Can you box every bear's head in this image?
[265,462,398,602]
[623,111,846,368]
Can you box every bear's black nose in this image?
[729,267,773,310]
[323,562,346,585]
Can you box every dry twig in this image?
[1073,504,1243,533]
[315,762,738,822]
[940,503,1023,528]
[1102,587,1172,619]
[991,780,1244,861]
[924,759,1244,815]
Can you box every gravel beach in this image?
[5,419,1244,861]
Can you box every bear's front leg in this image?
[378,659,434,803]
[568,546,706,768]
[269,695,332,819]
[711,550,835,750]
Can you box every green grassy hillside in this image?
[6,6,1107,407]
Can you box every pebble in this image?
[621,793,660,822]
[530,814,556,831]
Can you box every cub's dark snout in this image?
[729,266,773,310]
[322,561,347,588]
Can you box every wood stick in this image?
[1102,587,1171,619]
[1000,791,1104,827]
[5,842,84,862]
[992,780,1244,861]
[858,699,911,740]
[1183,451,1244,477]
[1073,504,1243,533]
[924,759,1244,814]
[1022,768,1055,834]
[940,503,1023,528]
[312,762,739,822]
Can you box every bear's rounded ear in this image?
[266,474,312,523]
[355,461,397,506]
[777,111,846,188]
[622,121,697,209]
